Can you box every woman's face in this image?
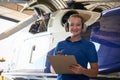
[68,17,83,36]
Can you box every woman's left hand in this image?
[69,64,85,74]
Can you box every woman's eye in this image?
[70,24,74,26]
[70,24,81,27]
[76,24,81,26]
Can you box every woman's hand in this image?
[69,64,85,74]
[69,63,98,77]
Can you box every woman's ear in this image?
[82,24,87,32]
[64,22,69,32]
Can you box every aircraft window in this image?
[61,10,79,26]
[29,20,47,34]
[29,7,51,34]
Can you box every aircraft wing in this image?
[0,14,38,40]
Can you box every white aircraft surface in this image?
[0,0,120,80]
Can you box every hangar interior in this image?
[0,0,120,80]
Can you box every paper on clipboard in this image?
[47,55,77,74]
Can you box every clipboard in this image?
[47,55,77,74]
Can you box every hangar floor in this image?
[5,78,120,80]
[1,75,120,80]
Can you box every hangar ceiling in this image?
[0,3,34,22]
[0,0,120,21]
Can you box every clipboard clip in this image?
[57,51,64,55]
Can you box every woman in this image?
[53,14,98,80]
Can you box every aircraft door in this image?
[15,33,51,70]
